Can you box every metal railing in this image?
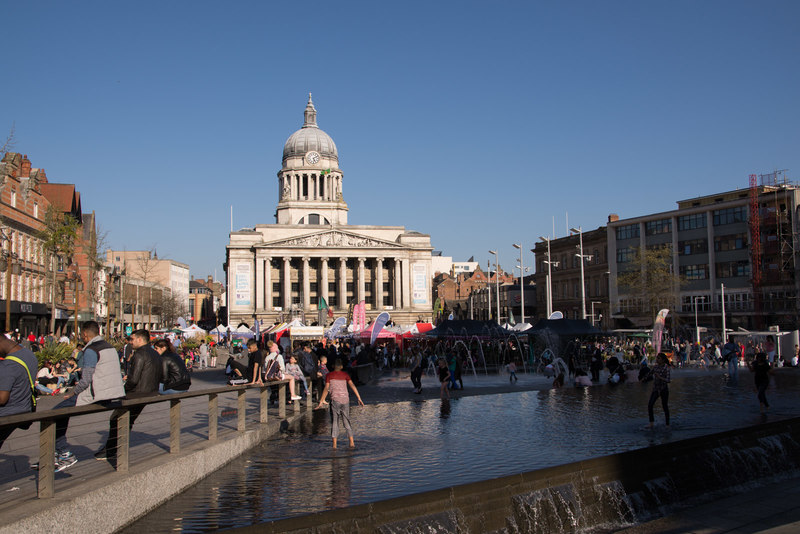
[0,379,310,499]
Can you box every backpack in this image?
[4,355,37,417]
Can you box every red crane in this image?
[749,174,762,327]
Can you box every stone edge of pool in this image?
[217,416,800,534]
[0,411,307,534]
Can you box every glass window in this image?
[678,213,707,231]
[308,214,320,225]
[616,224,640,240]
[678,239,707,256]
[679,264,709,280]
[714,233,748,251]
[715,261,751,278]
[713,206,747,226]
[616,247,635,263]
[645,219,672,236]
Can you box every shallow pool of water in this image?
[123,370,800,533]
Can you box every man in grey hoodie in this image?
[52,321,125,471]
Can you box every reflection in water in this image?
[122,371,800,533]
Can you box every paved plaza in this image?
[2,364,800,533]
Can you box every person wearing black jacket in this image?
[153,339,191,394]
[96,329,161,462]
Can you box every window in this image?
[716,261,751,278]
[33,202,39,219]
[10,189,16,208]
[678,213,706,231]
[678,239,707,256]
[713,206,747,226]
[645,219,672,236]
[616,224,639,240]
[679,264,709,280]
[308,214,320,225]
[616,247,635,263]
[714,233,747,251]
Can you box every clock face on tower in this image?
[305,151,320,165]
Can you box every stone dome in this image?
[282,95,338,165]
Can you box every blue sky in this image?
[2,1,798,279]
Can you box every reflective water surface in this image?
[123,371,800,533]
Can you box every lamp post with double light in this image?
[488,250,500,324]
[66,265,83,337]
[570,226,592,320]
[694,295,706,344]
[537,237,559,318]
[512,243,528,324]
[0,228,21,332]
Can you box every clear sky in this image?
[3,1,798,279]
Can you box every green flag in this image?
[320,168,332,177]
[318,296,329,311]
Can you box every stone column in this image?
[376,258,384,310]
[339,257,347,309]
[302,256,311,311]
[357,257,366,304]
[255,253,264,311]
[264,257,272,311]
[321,257,329,305]
[402,259,412,310]
[394,258,402,309]
[282,257,291,310]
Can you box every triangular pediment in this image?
[262,230,404,249]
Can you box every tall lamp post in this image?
[537,237,559,318]
[512,243,528,324]
[590,300,602,327]
[488,250,500,324]
[693,295,706,344]
[569,227,592,320]
[66,266,83,337]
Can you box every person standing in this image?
[0,337,38,451]
[316,360,364,449]
[437,358,451,400]
[53,321,125,470]
[96,329,161,462]
[647,352,671,429]
[723,338,739,379]
[748,352,772,412]
[198,341,209,369]
[409,349,423,393]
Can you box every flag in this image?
[346,301,354,326]
[254,319,260,340]
[370,312,390,345]
[318,297,328,311]
[509,309,515,325]
[320,168,332,177]
[652,309,670,355]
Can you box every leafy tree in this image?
[617,246,685,322]
[39,205,80,334]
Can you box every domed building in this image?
[225,95,433,327]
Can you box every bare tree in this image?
[160,290,187,329]
[38,205,79,334]
[617,246,685,323]
[1,124,15,156]
[134,247,161,328]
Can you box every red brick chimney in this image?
[20,155,31,178]
[608,214,619,223]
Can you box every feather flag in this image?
[370,312,391,345]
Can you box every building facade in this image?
[225,96,433,327]
[608,177,800,332]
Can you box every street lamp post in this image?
[590,300,602,326]
[537,237,559,318]
[570,227,592,320]
[0,228,21,333]
[488,250,500,324]
[693,296,706,344]
[512,243,527,324]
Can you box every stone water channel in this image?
[122,369,800,533]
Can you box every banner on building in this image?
[412,263,429,305]
[234,263,251,306]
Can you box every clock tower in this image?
[276,94,348,226]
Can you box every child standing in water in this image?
[437,358,450,399]
[316,360,364,449]
[748,352,772,412]
[648,352,671,429]
[507,361,518,382]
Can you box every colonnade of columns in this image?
[280,172,342,202]
[254,255,408,312]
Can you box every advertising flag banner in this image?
[370,312,391,345]
[326,317,347,339]
[653,309,670,354]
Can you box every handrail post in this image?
[169,399,181,454]
[237,388,246,432]
[208,393,218,441]
[259,386,268,423]
[38,418,55,499]
[117,409,130,473]
[278,383,286,419]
